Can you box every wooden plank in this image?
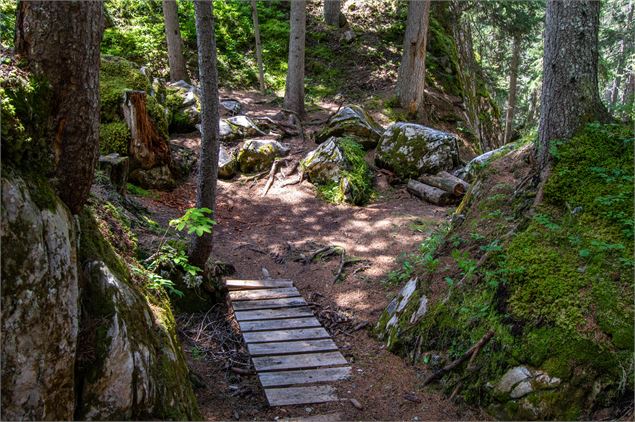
[239,317,321,332]
[225,279,293,290]
[264,385,338,406]
[258,366,352,387]
[247,339,338,357]
[229,287,300,301]
[253,351,348,371]
[232,297,307,311]
[243,327,330,343]
[235,307,313,322]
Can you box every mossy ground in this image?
[376,124,634,419]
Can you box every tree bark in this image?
[525,87,539,128]
[15,1,104,214]
[251,0,266,94]
[190,0,221,266]
[609,2,633,110]
[396,0,431,118]
[407,179,453,205]
[163,0,189,82]
[419,171,469,196]
[537,0,607,177]
[503,35,521,144]
[284,0,306,117]
[324,0,340,27]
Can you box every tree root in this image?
[422,330,494,386]
[261,158,290,196]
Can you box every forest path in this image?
[136,90,484,420]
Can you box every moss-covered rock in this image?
[218,145,237,179]
[165,81,200,133]
[455,142,519,182]
[236,139,290,173]
[375,124,634,420]
[375,122,460,179]
[99,121,131,156]
[301,137,374,205]
[315,105,384,149]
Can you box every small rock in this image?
[496,366,532,394]
[233,410,240,420]
[396,278,418,312]
[409,295,428,324]
[342,29,355,42]
[509,380,533,399]
[349,398,363,410]
[305,407,313,414]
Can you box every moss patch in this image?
[99,121,131,155]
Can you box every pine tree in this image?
[163,0,189,82]
[283,0,306,117]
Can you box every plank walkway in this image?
[226,279,352,406]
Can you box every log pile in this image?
[407,171,470,206]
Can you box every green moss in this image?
[100,55,150,123]
[99,121,131,155]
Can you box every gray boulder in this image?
[237,139,290,173]
[129,165,176,190]
[165,81,200,132]
[169,142,198,181]
[375,122,460,179]
[455,142,518,182]
[1,174,79,420]
[220,98,242,116]
[218,145,237,179]
[301,137,350,184]
[219,116,265,142]
[316,105,384,149]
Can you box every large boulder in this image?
[1,174,79,420]
[129,165,176,190]
[165,80,200,133]
[375,122,460,179]
[169,142,198,181]
[301,137,373,205]
[218,145,237,179]
[77,261,200,420]
[236,139,290,173]
[316,105,384,149]
[219,116,265,142]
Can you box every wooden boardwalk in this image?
[226,279,352,406]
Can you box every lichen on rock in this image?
[315,105,384,149]
[236,139,290,173]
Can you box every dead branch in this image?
[279,171,305,187]
[230,366,255,376]
[261,158,290,196]
[422,331,494,386]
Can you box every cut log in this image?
[98,153,129,195]
[407,179,453,205]
[419,171,469,196]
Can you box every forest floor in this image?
[134,90,486,421]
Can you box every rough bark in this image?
[407,179,453,205]
[324,0,340,27]
[163,0,189,82]
[419,171,469,196]
[503,35,521,143]
[396,0,431,117]
[251,0,265,94]
[15,1,104,214]
[525,87,539,128]
[284,0,306,117]
[190,0,221,266]
[537,0,607,176]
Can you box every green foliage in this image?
[315,138,374,206]
[99,121,131,155]
[100,55,151,122]
[127,183,157,198]
[169,207,217,236]
[0,0,16,49]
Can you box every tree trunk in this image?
[251,0,266,94]
[525,87,539,128]
[503,35,521,144]
[396,0,431,118]
[407,179,453,205]
[15,1,104,214]
[537,0,607,176]
[324,0,340,27]
[621,71,635,117]
[190,0,221,266]
[284,0,306,117]
[163,0,189,82]
[610,2,633,109]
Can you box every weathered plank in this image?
[229,287,300,301]
[264,385,338,406]
[239,317,321,332]
[259,366,352,388]
[253,351,348,371]
[225,279,293,290]
[234,307,313,322]
[247,339,338,357]
[231,296,307,311]
[243,327,330,344]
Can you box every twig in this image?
[422,331,494,386]
[449,382,463,401]
[333,249,346,283]
[230,366,255,375]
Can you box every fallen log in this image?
[407,179,453,205]
[419,171,469,196]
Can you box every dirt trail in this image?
[137,90,484,421]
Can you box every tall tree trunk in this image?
[190,0,220,266]
[609,2,634,109]
[621,70,635,118]
[284,0,306,117]
[503,35,521,143]
[395,0,431,118]
[324,0,340,27]
[15,1,104,214]
[537,0,606,177]
[251,0,265,94]
[163,0,189,82]
[525,87,539,128]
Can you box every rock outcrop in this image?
[315,105,383,149]
[375,122,460,179]
[236,139,290,173]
